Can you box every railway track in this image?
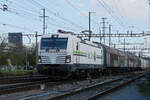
[0,75,44,80]
[0,76,92,95]
[0,80,52,95]
[0,72,147,99]
[87,74,145,100]
[0,75,71,95]
[0,75,49,84]
[17,75,130,100]
[44,73,146,100]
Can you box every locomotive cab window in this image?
[41,38,68,49]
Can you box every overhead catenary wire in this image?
[3,10,77,32]
[11,0,84,32]
[10,0,40,15]
[1,6,41,23]
[99,0,143,32]
[64,0,87,17]
[0,1,39,19]
[0,2,79,33]
[97,0,126,30]
[112,0,129,27]
[113,0,142,32]
[0,0,79,33]
[39,0,77,31]
[64,0,100,31]
[1,0,97,33]
[101,0,126,28]
[0,22,36,32]
[29,0,86,31]
[0,0,144,34]
[3,8,77,32]
[9,7,39,17]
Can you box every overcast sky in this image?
[0,0,149,33]
[0,0,150,51]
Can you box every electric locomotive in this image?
[37,32,149,77]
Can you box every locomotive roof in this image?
[41,33,138,57]
[42,33,72,38]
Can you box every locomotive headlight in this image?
[38,59,41,62]
[38,56,41,63]
[65,55,71,63]
[66,59,70,63]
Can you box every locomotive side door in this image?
[73,42,80,64]
[76,42,80,64]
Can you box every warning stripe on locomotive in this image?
[73,51,102,59]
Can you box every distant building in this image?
[8,32,22,46]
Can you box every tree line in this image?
[0,37,37,66]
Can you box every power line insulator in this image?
[3,4,8,11]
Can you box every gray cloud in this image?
[90,0,149,19]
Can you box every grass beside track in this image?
[137,83,150,97]
[0,69,37,77]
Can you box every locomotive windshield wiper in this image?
[46,48,50,52]
[56,48,60,52]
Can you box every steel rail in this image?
[0,77,91,95]
[0,75,49,84]
[48,73,146,100]
[0,80,54,95]
[48,78,124,100]
[87,74,146,100]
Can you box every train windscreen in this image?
[41,38,68,49]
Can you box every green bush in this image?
[0,68,37,77]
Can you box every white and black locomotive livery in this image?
[37,33,150,77]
